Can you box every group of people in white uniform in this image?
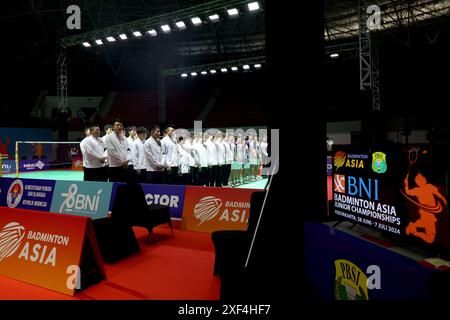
[80,119,269,187]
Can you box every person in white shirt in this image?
[161,126,179,185]
[126,126,137,145]
[204,132,217,187]
[80,125,107,181]
[131,126,148,183]
[144,124,165,184]
[229,134,238,186]
[177,136,191,185]
[103,119,130,182]
[102,124,112,139]
[84,126,91,138]
[242,136,250,184]
[255,134,263,180]
[193,132,208,186]
[248,133,259,182]
[260,134,269,178]
[125,125,137,183]
[234,135,244,185]
[223,133,233,187]
[183,133,196,185]
[101,123,112,168]
[214,132,226,187]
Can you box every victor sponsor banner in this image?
[182,186,256,233]
[19,159,50,172]
[0,207,90,296]
[0,178,55,211]
[109,183,186,219]
[50,181,112,219]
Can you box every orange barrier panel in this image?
[181,186,256,233]
[0,207,106,295]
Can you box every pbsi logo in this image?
[7,180,24,208]
[0,222,25,262]
[334,175,379,201]
[334,259,381,300]
[372,152,387,174]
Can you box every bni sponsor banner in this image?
[50,180,112,219]
[0,178,55,211]
[19,159,49,172]
[181,186,256,233]
[109,183,186,219]
[0,207,98,296]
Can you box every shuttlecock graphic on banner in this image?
[334,151,346,170]
[0,222,25,262]
[194,196,222,225]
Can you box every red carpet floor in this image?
[0,225,221,300]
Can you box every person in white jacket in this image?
[80,125,107,181]
[131,126,148,183]
[214,132,226,187]
[204,132,217,187]
[193,132,208,186]
[144,125,165,184]
[126,125,137,182]
[229,134,238,186]
[183,133,196,185]
[126,126,137,146]
[161,126,179,185]
[248,133,259,182]
[234,135,244,185]
[223,133,233,187]
[260,134,269,178]
[177,136,191,185]
[103,119,131,182]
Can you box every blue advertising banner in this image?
[304,221,438,300]
[327,155,332,176]
[1,159,49,174]
[19,159,50,172]
[0,177,55,211]
[1,160,15,174]
[50,180,113,219]
[109,183,186,219]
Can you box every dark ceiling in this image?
[0,0,266,115]
[324,0,450,125]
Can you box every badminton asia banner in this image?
[0,178,55,211]
[0,207,92,296]
[332,145,449,248]
[50,181,113,220]
[181,186,256,233]
[109,183,186,219]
